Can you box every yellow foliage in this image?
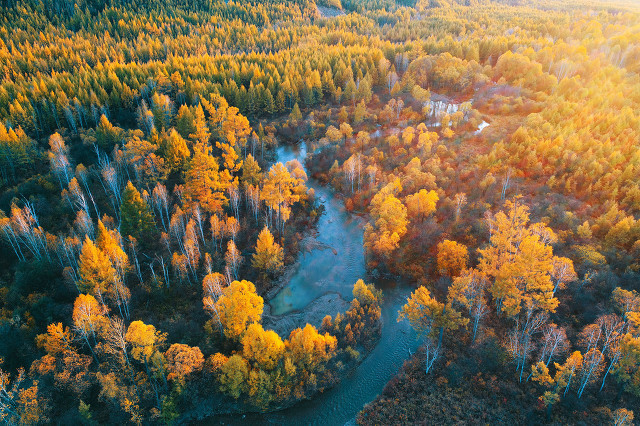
[214,280,264,340]
[207,353,229,373]
[285,324,337,370]
[478,200,558,317]
[125,320,165,364]
[405,189,439,222]
[352,279,378,305]
[398,286,467,338]
[77,237,117,296]
[164,343,204,381]
[364,179,408,258]
[183,144,231,214]
[437,239,469,277]
[242,323,285,371]
[252,227,284,274]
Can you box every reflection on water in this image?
[209,142,419,426]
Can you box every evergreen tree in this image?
[162,128,190,172]
[120,181,157,248]
[289,102,302,124]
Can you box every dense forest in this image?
[0,0,639,424]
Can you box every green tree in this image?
[175,105,196,139]
[120,181,156,248]
[96,115,123,150]
[218,355,249,399]
[289,102,302,124]
[615,333,640,396]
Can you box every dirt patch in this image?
[317,5,345,18]
[263,292,350,338]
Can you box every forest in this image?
[0,0,639,424]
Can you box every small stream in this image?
[210,143,419,425]
[269,143,367,315]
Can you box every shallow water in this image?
[209,143,419,425]
[269,143,367,316]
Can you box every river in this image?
[210,142,419,426]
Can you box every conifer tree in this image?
[252,227,284,275]
[120,181,156,248]
[189,104,210,147]
[78,237,117,298]
[289,103,302,124]
[184,144,231,214]
[162,128,190,172]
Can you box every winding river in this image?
[212,143,419,425]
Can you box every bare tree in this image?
[454,193,467,222]
[152,183,170,231]
[506,303,549,382]
[501,168,512,200]
[104,317,130,366]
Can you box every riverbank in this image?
[198,143,419,425]
[263,291,350,339]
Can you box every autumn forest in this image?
[0,0,639,424]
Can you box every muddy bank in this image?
[263,291,350,339]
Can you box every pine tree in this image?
[252,227,284,275]
[289,102,302,124]
[77,236,117,297]
[241,154,262,188]
[120,181,156,248]
[184,144,231,214]
[189,103,210,148]
[96,115,123,150]
[162,128,190,172]
[175,105,196,139]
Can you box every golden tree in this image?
[189,103,210,147]
[241,154,262,188]
[251,226,284,275]
[164,344,204,381]
[162,128,190,172]
[214,280,264,341]
[478,200,558,317]
[285,324,337,370]
[364,179,408,260]
[77,237,116,298]
[261,162,299,236]
[398,286,467,372]
[242,323,285,370]
[72,294,107,360]
[183,144,231,214]
[125,321,166,367]
[405,189,439,223]
[437,239,469,277]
